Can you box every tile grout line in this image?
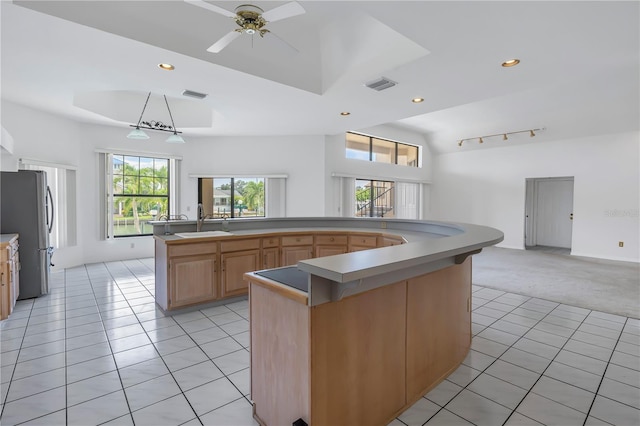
[581,316,632,425]
[119,257,253,411]
[500,304,610,425]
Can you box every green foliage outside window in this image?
[112,155,169,236]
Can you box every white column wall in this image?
[431,131,639,262]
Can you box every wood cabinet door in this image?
[281,246,313,267]
[1,266,10,320]
[221,249,260,298]
[169,254,217,308]
[262,247,279,270]
[315,245,347,258]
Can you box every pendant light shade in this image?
[166,133,185,144]
[127,128,150,139]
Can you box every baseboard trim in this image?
[569,251,639,263]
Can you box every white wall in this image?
[1,101,326,269]
[430,131,639,262]
[323,124,432,216]
[176,134,326,218]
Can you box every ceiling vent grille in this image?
[365,77,398,91]
[182,89,208,99]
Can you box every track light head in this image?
[479,137,484,144]
[503,134,508,141]
[458,140,463,147]
[530,130,535,137]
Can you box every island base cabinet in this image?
[221,250,259,298]
[406,258,471,398]
[309,282,407,426]
[249,259,472,426]
[169,255,217,309]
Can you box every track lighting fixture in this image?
[127,92,185,143]
[457,128,542,147]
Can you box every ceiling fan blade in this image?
[263,31,299,55]
[183,0,236,18]
[207,31,241,53]
[261,1,305,23]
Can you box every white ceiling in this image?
[2,1,638,154]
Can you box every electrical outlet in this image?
[380,221,387,229]
[130,243,135,249]
[619,241,624,247]
[186,206,191,211]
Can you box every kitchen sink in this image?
[175,231,233,238]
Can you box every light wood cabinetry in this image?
[261,237,280,270]
[314,234,347,258]
[154,230,406,311]
[281,235,313,266]
[155,240,218,310]
[169,254,217,308]
[221,239,260,299]
[379,235,405,247]
[348,234,379,252]
[1,235,20,320]
[247,258,472,426]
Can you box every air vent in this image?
[182,89,208,99]
[365,77,398,91]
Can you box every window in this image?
[108,154,172,237]
[198,177,265,218]
[346,132,419,167]
[355,179,395,217]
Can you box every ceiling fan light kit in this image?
[186,0,305,53]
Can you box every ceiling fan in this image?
[185,0,306,53]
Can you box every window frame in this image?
[105,153,175,238]
[346,132,419,167]
[198,177,266,219]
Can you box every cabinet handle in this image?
[330,237,334,242]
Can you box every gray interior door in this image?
[534,178,574,248]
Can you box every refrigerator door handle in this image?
[46,186,54,233]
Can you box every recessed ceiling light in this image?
[158,63,175,71]
[412,97,424,103]
[340,112,351,116]
[501,59,520,67]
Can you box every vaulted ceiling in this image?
[2,1,638,153]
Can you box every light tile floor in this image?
[0,259,638,425]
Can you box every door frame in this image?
[524,176,574,248]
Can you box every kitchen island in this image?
[152,217,502,425]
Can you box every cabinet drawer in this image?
[262,237,280,248]
[169,242,217,257]
[281,235,313,246]
[315,234,347,245]
[348,235,378,248]
[221,239,260,252]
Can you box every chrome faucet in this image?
[196,203,204,232]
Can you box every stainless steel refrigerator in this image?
[1,170,53,299]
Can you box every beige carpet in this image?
[472,247,640,319]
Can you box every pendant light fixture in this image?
[127,92,185,143]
